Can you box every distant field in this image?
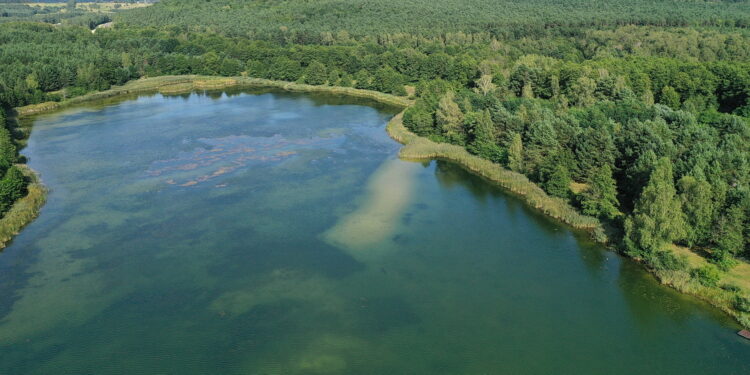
[25,2,151,13]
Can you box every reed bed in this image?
[655,267,750,328]
[387,114,602,231]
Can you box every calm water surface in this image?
[0,89,748,374]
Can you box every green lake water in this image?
[0,89,748,374]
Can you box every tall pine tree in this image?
[580,164,620,219]
[624,157,687,255]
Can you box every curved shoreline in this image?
[385,113,602,232]
[5,75,413,253]
[10,75,750,329]
[15,76,413,117]
[385,112,750,329]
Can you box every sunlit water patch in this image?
[0,89,748,374]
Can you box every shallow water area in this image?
[0,89,748,374]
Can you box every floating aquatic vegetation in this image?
[146,134,344,187]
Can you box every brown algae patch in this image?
[146,134,327,187]
[322,159,420,256]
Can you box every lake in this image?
[0,89,748,374]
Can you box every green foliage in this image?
[0,111,24,216]
[403,103,435,137]
[659,86,681,109]
[0,115,16,176]
[507,132,524,173]
[648,250,689,272]
[712,204,746,256]
[118,0,750,42]
[372,66,406,95]
[574,125,615,181]
[709,249,738,272]
[354,69,373,90]
[467,109,503,163]
[579,164,620,220]
[625,158,687,255]
[690,265,722,288]
[338,73,353,88]
[734,295,750,313]
[678,175,715,246]
[544,164,571,199]
[303,61,328,85]
[391,117,600,230]
[0,166,26,214]
[267,57,302,82]
[436,91,465,144]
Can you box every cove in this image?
[0,88,748,374]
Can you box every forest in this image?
[0,0,749,317]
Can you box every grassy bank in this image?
[0,165,46,249]
[660,245,750,328]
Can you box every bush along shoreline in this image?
[11,75,750,329]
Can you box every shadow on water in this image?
[431,158,743,330]
[432,160,575,239]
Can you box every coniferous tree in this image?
[468,109,503,162]
[580,164,620,219]
[436,91,465,144]
[545,164,571,199]
[0,166,25,214]
[508,132,524,173]
[624,157,687,255]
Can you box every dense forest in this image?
[118,0,750,41]
[0,0,749,317]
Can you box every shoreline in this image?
[10,75,750,329]
[5,75,413,253]
[385,110,750,329]
[0,164,47,249]
[385,113,603,232]
[15,76,413,117]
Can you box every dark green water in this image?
[0,89,748,374]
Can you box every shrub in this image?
[734,295,750,313]
[721,283,742,293]
[709,249,737,271]
[690,265,722,287]
[648,250,689,271]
